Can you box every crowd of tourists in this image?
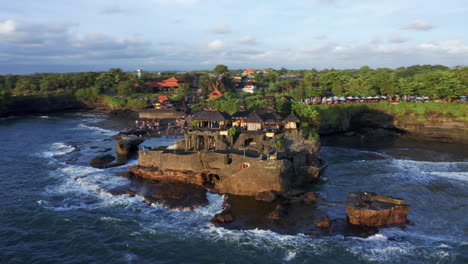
[300,95,468,105]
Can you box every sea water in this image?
[0,114,466,263]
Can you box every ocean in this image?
[0,113,466,263]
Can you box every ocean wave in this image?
[389,159,468,183]
[0,115,17,121]
[76,123,117,136]
[40,142,76,158]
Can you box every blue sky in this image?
[0,0,467,73]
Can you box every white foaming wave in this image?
[0,115,17,121]
[346,227,463,263]
[321,146,394,160]
[284,251,297,262]
[426,171,468,182]
[389,159,468,183]
[41,142,76,158]
[77,123,116,136]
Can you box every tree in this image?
[344,77,372,96]
[319,71,349,96]
[95,68,129,94]
[213,64,229,75]
[198,75,218,96]
[116,81,135,97]
[431,72,464,98]
[13,78,34,94]
[177,83,192,103]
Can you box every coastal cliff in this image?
[314,103,468,143]
[0,94,86,117]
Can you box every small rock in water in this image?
[304,192,319,202]
[117,171,135,178]
[210,212,234,224]
[345,192,411,227]
[97,148,112,153]
[109,189,137,197]
[90,154,116,169]
[313,216,331,228]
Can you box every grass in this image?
[369,102,468,121]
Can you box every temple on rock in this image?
[129,108,325,197]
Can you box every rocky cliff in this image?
[318,107,468,143]
[0,94,86,117]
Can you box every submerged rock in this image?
[109,189,137,197]
[345,192,411,227]
[313,216,331,228]
[210,212,234,224]
[146,182,209,210]
[90,154,116,168]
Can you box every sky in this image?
[0,0,467,74]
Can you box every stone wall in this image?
[181,131,234,151]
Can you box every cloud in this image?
[401,20,436,31]
[0,20,72,45]
[388,34,409,44]
[100,6,126,15]
[151,0,199,7]
[316,0,341,5]
[301,44,332,54]
[159,41,173,46]
[0,20,15,34]
[369,36,382,45]
[210,24,231,34]
[207,39,223,51]
[314,34,327,40]
[239,36,257,45]
[0,19,156,67]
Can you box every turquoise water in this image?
[0,114,467,263]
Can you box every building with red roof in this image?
[146,76,187,93]
[242,68,256,79]
[208,88,224,99]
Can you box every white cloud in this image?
[388,34,409,44]
[100,6,126,15]
[301,44,331,54]
[314,34,327,40]
[207,39,223,51]
[210,24,231,34]
[419,40,468,54]
[239,36,257,45]
[317,0,340,4]
[401,20,436,31]
[369,36,382,45]
[151,0,199,7]
[0,20,16,34]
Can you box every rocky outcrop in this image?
[90,154,116,168]
[345,192,411,226]
[393,114,468,143]
[116,135,144,157]
[146,182,209,210]
[128,166,207,186]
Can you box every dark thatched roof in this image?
[192,110,230,122]
[245,111,264,123]
[283,112,300,123]
[257,108,282,120]
[231,111,250,119]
